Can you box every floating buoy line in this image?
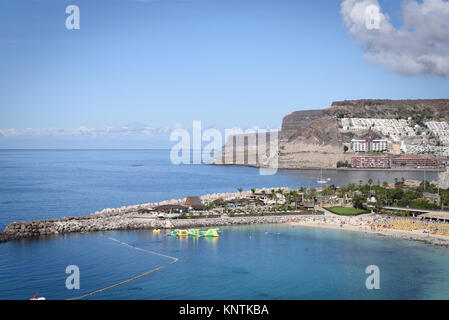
[66,235,179,300]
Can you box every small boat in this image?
[152,229,161,234]
[29,292,46,300]
[317,168,327,184]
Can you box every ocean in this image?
[0,149,445,300]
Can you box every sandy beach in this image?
[289,213,449,247]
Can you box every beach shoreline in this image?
[3,211,449,247]
[288,216,449,247]
[2,185,449,247]
[0,214,322,243]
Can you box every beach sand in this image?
[288,214,449,247]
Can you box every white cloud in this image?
[0,123,279,139]
[0,125,162,139]
[341,0,449,76]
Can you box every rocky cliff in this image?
[328,99,449,122]
[213,99,449,169]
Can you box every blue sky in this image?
[0,0,448,148]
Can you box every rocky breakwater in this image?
[0,206,157,243]
[169,215,308,229]
[0,198,183,243]
[0,213,311,243]
[0,189,307,243]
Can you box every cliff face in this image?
[282,99,449,142]
[280,109,325,141]
[279,113,349,168]
[279,99,449,168]
[215,99,449,169]
[328,99,449,121]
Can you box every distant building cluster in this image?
[351,155,440,169]
[425,121,449,146]
[351,155,391,168]
[351,138,388,153]
[149,191,315,218]
[392,157,439,168]
[151,196,207,217]
[340,118,416,142]
[340,117,449,158]
[400,143,448,157]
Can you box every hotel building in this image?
[351,155,439,169]
[351,138,388,153]
[351,156,392,168]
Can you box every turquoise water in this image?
[0,149,434,229]
[2,225,449,300]
[0,149,443,300]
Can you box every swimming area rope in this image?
[66,236,179,300]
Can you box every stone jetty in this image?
[0,213,310,243]
[0,187,301,243]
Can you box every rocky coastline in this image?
[0,214,311,243]
[0,188,299,243]
[3,185,449,248]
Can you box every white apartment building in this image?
[425,121,449,146]
[351,138,388,153]
[339,118,417,142]
[372,140,388,152]
[351,139,368,152]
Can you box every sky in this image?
[0,0,448,148]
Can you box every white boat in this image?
[317,168,328,184]
[29,292,46,300]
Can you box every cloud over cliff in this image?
[341,0,449,76]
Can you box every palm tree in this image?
[368,179,373,196]
[251,188,256,195]
[383,181,389,188]
[291,191,299,208]
[237,187,243,199]
[285,194,291,207]
[359,180,363,186]
[308,187,317,199]
[291,190,298,201]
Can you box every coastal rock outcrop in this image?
[0,215,312,243]
[0,187,296,243]
[213,99,449,169]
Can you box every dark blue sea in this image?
[0,149,446,300]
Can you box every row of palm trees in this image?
[236,179,404,205]
[237,187,307,205]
